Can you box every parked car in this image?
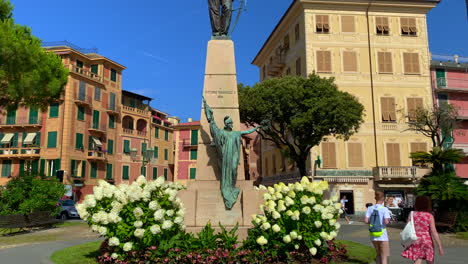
[58,199,80,220]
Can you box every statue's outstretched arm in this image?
[241,125,261,135]
[203,97,214,122]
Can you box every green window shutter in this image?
[153,146,159,159]
[81,161,86,178]
[91,162,97,178]
[163,168,168,181]
[70,160,76,177]
[106,163,113,180]
[164,149,168,160]
[88,136,93,150]
[107,139,114,154]
[122,165,129,180]
[36,132,41,147]
[47,131,57,148]
[142,143,147,154]
[53,159,60,176]
[1,160,12,177]
[12,133,19,147]
[32,159,39,174]
[94,87,101,101]
[191,130,198,145]
[29,108,38,124]
[79,81,86,100]
[123,140,130,153]
[91,64,98,74]
[22,132,27,148]
[77,106,85,121]
[152,167,158,180]
[6,109,16,124]
[164,130,169,141]
[190,168,196,180]
[93,110,100,129]
[49,103,59,118]
[75,133,84,149]
[40,159,46,175]
[190,149,198,160]
[141,166,146,176]
[19,160,25,176]
[110,93,116,110]
[108,115,115,128]
[155,127,159,138]
[111,68,117,82]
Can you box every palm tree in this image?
[410,147,465,174]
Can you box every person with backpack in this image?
[365,191,391,264]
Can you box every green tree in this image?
[0,0,68,110]
[239,74,364,176]
[410,147,464,175]
[0,174,66,215]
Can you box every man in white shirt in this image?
[365,191,391,264]
[340,195,353,224]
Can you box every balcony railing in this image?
[182,139,198,147]
[435,77,468,91]
[123,128,134,135]
[87,150,106,161]
[74,91,92,106]
[374,166,430,180]
[0,117,42,127]
[137,130,147,136]
[267,53,286,77]
[0,147,41,158]
[66,64,103,83]
[106,105,121,115]
[88,123,107,134]
[122,105,149,115]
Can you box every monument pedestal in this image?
[178,40,263,228]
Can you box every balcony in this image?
[123,128,134,135]
[267,53,286,77]
[88,123,107,134]
[434,77,468,92]
[87,150,106,161]
[106,105,121,116]
[137,130,147,136]
[66,64,103,84]
[122,105,149,116]
[0,117,42,128]
[456,109,468,120]
[74,92,92,107]
[374,166,430,181]
[182,139,198,148]
[0,147,41,159]
[152,116,172,128]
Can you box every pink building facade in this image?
[431,57,468,178]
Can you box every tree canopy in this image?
[239,74,364,176]
[0,0,68,110]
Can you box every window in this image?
[70,160,85,178]
[407,98,423,121]
[110,68,117,82]
[141,166,146,177]
[94,87,101,101]
[109,115,115,128]
[316,15,330,33]
[78,81,86,100]
[295,57,301,76]
[122,165,129,180]
[107,139,114,155]
[123,140,130,154]
[376,17,389,35]
[190,149,198,160]
[109,92,116,111]
[6,109,16,124]
[106,163,113,180]
[1,160,12,177]
[47,159,60,177]
[347,143,363,167]
[152,167,158,180]
[49,103,59,118]
[163,168,168,181]
[155,127,159,138]
[401,17,417,36]
[29,108,39,124]
[386,143,401,166]
[410,142,427,153]
[76,60,83,68]
[403,53,420,74]
[75,133,84,150]
[343,51,358,72]
[283,34,290,51]
[381,97,396,122]
[47,131,57,148]
[316,51,332,73]
[153,146,159,159]
[341,16,355,32]
[191,130,198,145]
[377,52,393,73]
[286,67,291,75]
[164,149,168,161]
[77,106,85,121]
[190,168,196,180]
[321,142,336,168]
[164,130,169,141]
[90,162,97,179]
[92,110,100,129]
[142,142,147,154]
[91,64,98,75]
[294,23,300,41]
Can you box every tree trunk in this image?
[296,156,308,177]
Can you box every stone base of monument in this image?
[178,180,263,228]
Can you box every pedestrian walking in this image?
[340,195,353,224]
[401,196,444,264]
[365,191,391,264]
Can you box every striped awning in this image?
[92,137,102,147]
[1,133,14,144]
[23,133,37,145]
[319,177,370,183]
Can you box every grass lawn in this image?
[456,232,468,240]
[50,240,376,264]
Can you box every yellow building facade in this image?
[252,0,437,213]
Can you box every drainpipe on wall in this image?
[366,1,379,170]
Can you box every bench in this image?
[435,211,458,232]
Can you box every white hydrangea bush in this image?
[76,176,185,257]
[246,177,342,257]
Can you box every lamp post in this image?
[130,148,154,176]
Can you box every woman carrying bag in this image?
[401,196,444,264]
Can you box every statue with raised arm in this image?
[208,0,246,38]
[203,97,259,209]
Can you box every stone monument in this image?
[178,0,263,228]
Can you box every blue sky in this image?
[10,0,468,121]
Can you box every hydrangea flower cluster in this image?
[246,177,342,258]
[76,176,185,259]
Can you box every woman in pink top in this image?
[401,196,444,264]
